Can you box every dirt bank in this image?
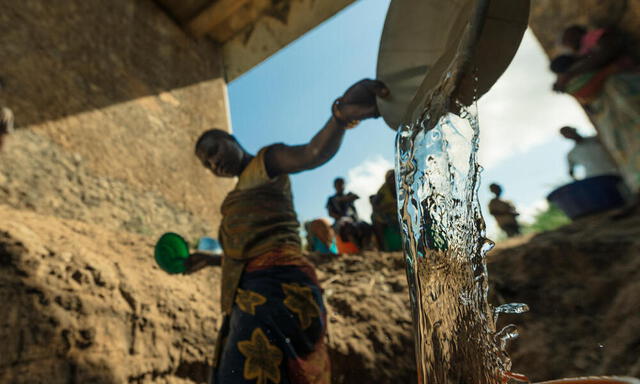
[489,213,640,381]
[2,203,639,383]
[0,204,415,383]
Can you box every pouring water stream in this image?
[395,99,528,383]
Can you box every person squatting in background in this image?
[326,177,373,253]
[305,218,338,255]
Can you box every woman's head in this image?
[195,129,248,177]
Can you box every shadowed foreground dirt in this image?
[489,213,640,381]
[1,204,639,383]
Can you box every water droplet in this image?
[493,303,529,323]
[494,324,519,350]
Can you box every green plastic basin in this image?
[154,232,189,274]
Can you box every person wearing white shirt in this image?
[560,126,619,180]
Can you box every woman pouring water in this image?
[188,79,388,383]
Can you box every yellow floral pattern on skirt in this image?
[235,288,267,315]
[238,328,283,384]
[282,283,321,330]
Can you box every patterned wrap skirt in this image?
[211,264,330,384]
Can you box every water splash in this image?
[494,303,529,324]
[396,102,526,383]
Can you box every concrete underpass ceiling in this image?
[155,0,358,81]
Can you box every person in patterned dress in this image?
[553,25,640,214]
[192,79,389,384]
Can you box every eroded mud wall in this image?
[0,0,233,237]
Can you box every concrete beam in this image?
[209,0,272,43]
[222,0,358,81]
[187,0,254,38]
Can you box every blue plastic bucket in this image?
[197,237,223,254]
[547,175,629,220]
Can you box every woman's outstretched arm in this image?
[264,79,389,178]
[183,252,222,274]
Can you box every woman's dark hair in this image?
[194,128,233,153]
[550,55,578,74]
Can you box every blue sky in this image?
[228,0,594,237]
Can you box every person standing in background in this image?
[488,183,521,238]
[371,170,401,251]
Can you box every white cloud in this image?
[483,198,548,239]
[518,198,549,224]
[477,29,594,169]
[345,156,394,222]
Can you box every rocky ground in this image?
[0,204,415,384]
[0,205,218,384]
[307,252,416,383]
[489,212,640,382]
[1,203,639,383]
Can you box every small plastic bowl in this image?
[154,232,189,275]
